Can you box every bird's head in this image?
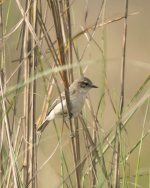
[77,77,98,94]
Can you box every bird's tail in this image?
[37,120,50,133]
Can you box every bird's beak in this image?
[91,84,98,88]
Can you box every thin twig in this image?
[114,1,129,187]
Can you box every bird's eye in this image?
[80,81,89,88]
[84,82,89,86]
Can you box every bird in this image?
[37,77,98,133]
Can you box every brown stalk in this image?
[0,4,4,187]
[21,1,32,186]
[72,12,137,42]
[65,0,82,186]
[114,0,128,188]
[49,0,81,187]
[29,1,38,188]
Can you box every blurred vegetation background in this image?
[0,0,150,188]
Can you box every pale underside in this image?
[46,94,85,121]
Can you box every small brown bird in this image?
[37,77,98,133]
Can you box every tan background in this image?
[3,0,150,187]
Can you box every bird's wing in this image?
[46,86,77,117]
[46,93,66,116]
[37,119,49,132]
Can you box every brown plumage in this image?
[37,77,97,133]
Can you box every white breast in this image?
[70,94,85,117]
[46,94,86,121]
